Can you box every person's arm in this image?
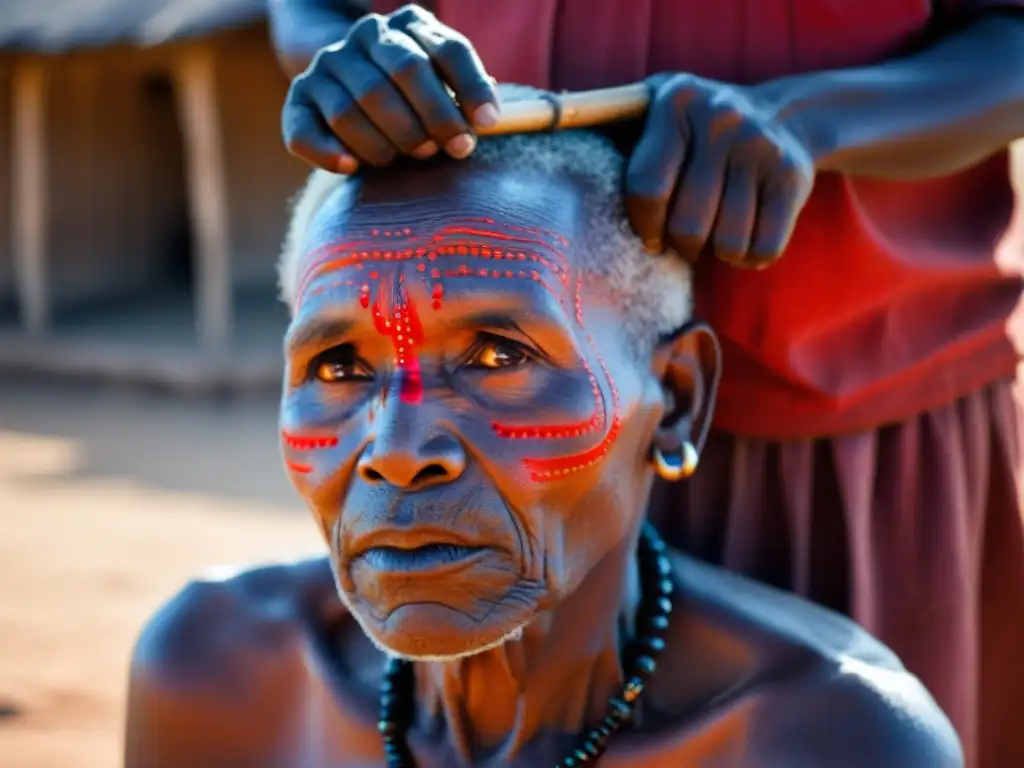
[759,9,1024,179]
[268,0,371,78]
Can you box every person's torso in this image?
[376,0,1023,438]
[154,555,958,766]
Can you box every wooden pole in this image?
[476,83,651,137]
[175,45,232,353]
[11,60,49,336]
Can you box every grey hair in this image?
[279,88,692,353]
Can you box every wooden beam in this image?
[175,45,232,353]
[1010,139,1024,194]
[11,61,49,335]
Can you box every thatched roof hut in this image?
[0,0,309,388]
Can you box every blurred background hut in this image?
[0,0,309,390]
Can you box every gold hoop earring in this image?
[653,441,699,482]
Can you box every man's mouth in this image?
[348,525,494,573]
[357,543,490,573]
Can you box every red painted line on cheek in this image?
[281,430,339,450]
[282,430,336,474]
[514,278,624,482]
[521,346,622,481]
[285,458,313,474]
[491,363,603,440]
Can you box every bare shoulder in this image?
[125,556,339,767]
[669,553,963,766]
[748,659,963,767]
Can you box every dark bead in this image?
[379,693,397,713]
[562,756,579,767]
[635,655,657,678]
[582,737,603,758]
[602,714,621,731]
[644,531,667,553]
[657,577,675,597]
[575,748,592,761]
[654,596,673,616]
[655,557,672,577]
[384,742,408,765]
[378,719,399,735]
[647,614,670,635]
[608,696,633,723]
[641,635,666,654]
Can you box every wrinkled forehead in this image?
[298,166,586,281]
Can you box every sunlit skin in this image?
[125,162,962,767]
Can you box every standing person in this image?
[269,2,1024,766]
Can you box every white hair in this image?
[279,88,692,353]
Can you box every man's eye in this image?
[310,346,372,383]
[465,336,532,370]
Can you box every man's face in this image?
[281,165,665,658]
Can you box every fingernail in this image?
[411,140,438,159]
[643,237,662,253]
[473,103,500,128]
[446,133,476,159]
[335,154,357,174]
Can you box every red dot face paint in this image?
[367,270,425,405]
[296,220,622,482]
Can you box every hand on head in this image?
[280,4,816,270]
[281,4,500,175]
[626,74,815,268]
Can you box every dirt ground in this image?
[0,380,324,768]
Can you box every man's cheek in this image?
[279,411,368,533]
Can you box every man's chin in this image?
[336,542,545,658]
[362,601,534,660]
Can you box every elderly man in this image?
[124,124,960,766]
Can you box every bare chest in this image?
[248,655,757,768]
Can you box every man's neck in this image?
[412,542,640,764]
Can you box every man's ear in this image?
[650,320,721,456]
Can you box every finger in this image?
[397,18,498,128]
[710,155,759,266]
[666,124,728,264]
[625,94,688,252]
[749,169,808,266]
[303,72,397,167]
[320,54,429,158]
[366,28,475,158]
[282,85,358,174]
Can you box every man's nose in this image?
[357,418,467,491]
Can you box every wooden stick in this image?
[476,83,651,137]
[176,45,233,353]
[11,60,49,336]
